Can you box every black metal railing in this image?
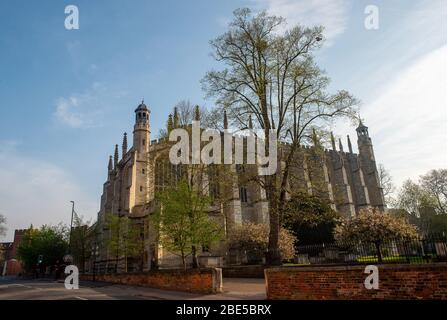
[91,257,142,275]
[293,236,447,266]
[87,237,447,274]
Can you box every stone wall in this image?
[265,263,447,300]
[81,268,222,294]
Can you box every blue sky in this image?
[1,0,447,241]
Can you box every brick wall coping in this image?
[80,268,223,294]
[90,268,218,275]
[266,262,447,273]
[265,263,447,300]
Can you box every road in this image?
[0,277,266,300]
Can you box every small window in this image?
[142,139,146,146]
[142,169,145,174]
[140,186,143,192]
[240,187,248,203]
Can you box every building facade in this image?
[95,101,385,270]
[1,229,25,276]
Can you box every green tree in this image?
[152,179,223,269]
[335,208,419,263]
[203,8,357,265]
[283,192,339,244]
[105,215,145,272]
[17,224,68,272]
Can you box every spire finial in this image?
[108,155,113,172]
[331,132,336,151]
[173,107,179,127]
[167,114,173,133]
[347,135,353,153]
[114,144,119,168]
[122,132,128,157]
[194,105,200,121]
[248,114,253,129]
[339,138,344,152]
[357,113,367,128]
[223,110,228,129]
[312,128,318,146]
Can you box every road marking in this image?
[75,296,88,300]
[15,284,34,289]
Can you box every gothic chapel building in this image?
[95,101,385,270]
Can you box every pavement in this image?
[0,276,266,300]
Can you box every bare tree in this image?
[397,179,436,218]
[174,100,195,126]
[378,164,395,205]
[420,169,447,215]
[158,101,213,139]
[0,214,6,238]
[202,8,357,265]
[70,214,93,273]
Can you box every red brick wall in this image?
[81,268,222,294]
[265,263,447,300]
[6,259,22,275]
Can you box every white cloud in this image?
[355,0,447,100]
[0,141,98,242]
[54,82,107,128]
[361,44,447,187]
[331,0,447,190]
[250,0,349,43]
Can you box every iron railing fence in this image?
[91,257,143,275]
[91,256,196,274]
[87,236,447,274]
[294,236,447,266]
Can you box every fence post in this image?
[405,240,411,264]
[421,239,427,263]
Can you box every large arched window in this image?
[154,158,185,194]
[208,165,220,204]
[239,187,248,203]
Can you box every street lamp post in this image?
[69,201,75,253]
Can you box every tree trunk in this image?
[192,245,199,268]
[181,251,186,270]
[266,174,282,266]
[125,254,128,273]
